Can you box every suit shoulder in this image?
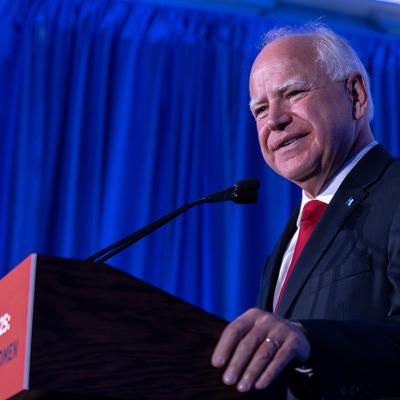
[380,157,400,184]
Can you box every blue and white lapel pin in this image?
[346,196,355,207]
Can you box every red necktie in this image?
[274,200,328,314]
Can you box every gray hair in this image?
[261,23,374,121]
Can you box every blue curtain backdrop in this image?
[1,0,400,321]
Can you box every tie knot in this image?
[301,200,328,224]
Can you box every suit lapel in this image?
[275,145,394,318]
[276,187,368,317]
[259,209,299,311]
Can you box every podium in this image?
[0,255,285,399]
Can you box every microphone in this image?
[85,178,260,263]
[203,178,259,204]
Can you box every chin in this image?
[274,155,320,181]
[275,164,310,182]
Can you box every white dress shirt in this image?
[273,141,378,311]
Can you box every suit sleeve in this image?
[294,319,400,399]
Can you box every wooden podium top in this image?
[0,255,285,399]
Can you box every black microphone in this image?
[204,178,260,204]
[85,178,260,263]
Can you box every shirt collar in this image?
[297,140,378,228]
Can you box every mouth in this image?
[273,134,306,151]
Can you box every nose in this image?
[266,103,292,131]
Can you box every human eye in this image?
[287,89,307,98]
[253,105,268,119]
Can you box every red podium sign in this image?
[0,255,36,399]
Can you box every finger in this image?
[254,339,298,390]
[211,310,256,368]
[236,336,280,392]
[221,324,272,386]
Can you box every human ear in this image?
[346,72,368,120]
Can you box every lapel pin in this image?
[346,197,354,207]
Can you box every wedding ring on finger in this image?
[265,337,280,350]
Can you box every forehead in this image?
[249,36,327,97]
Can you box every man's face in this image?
[249,36,357,195]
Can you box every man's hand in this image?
[211,308,311,392]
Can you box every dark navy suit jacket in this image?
[256,145,400,399]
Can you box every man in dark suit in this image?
[211,24,400,399]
